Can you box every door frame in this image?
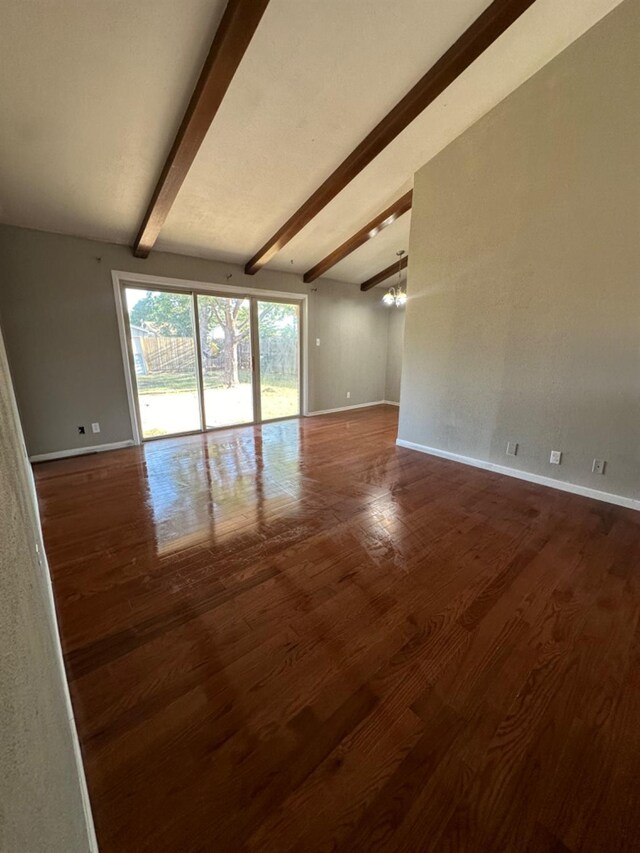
[112,270,308,445]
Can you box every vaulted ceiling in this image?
[0,0,624,285]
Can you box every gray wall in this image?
[0,327,95,851]
[384,308,405,403]
[399,0,640,502]
[308,277,388,412]
[0,225,390,456]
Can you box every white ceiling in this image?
[0,0,625,285]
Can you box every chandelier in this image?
[383,250,407,307]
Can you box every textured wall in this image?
[0,226,389,455]
[400,0,640,501]
[308,277,388,412]
[0,328,95,851]
[384,308,405,403]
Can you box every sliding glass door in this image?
[197,295,254,429]
[125,287,201,438]
[257,300,300,421]
[124,286,302,439]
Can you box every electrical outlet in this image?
[550,450,562,465]
[506,442,518,457]
[316,338,320,347]
[78,425,85,435]
[91,422,100,434]
[592,459,606,475]
[346,391,351,399]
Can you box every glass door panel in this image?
[197,295,254,428]
[125,288,201,438]
[257,301,300,421]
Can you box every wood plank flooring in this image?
[35,406,640,852]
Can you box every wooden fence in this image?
[139,337,195,373]
[137,335,297,378]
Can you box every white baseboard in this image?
[396,439,640,512]
[383,400,400,406]
[307,401,386,417]
[30,439,135,463]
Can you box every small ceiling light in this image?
[383,250,407,307]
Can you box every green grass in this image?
[260,387,299,420]
[259,373,298,389]
[137,371,298,396]
[137,372,197,395]
[137,371,255,395]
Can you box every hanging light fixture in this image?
[383,250,407,307]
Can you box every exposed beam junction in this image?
[303,190,412,283]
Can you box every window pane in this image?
[258,301,300,421]
[126,288,200,438]
[198,295,254,428]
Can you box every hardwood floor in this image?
[35,405,640,852]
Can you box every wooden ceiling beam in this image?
[245,0,537,275]
[302,190,412,283]
[360,255,408,292]
[133,0,270,258]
